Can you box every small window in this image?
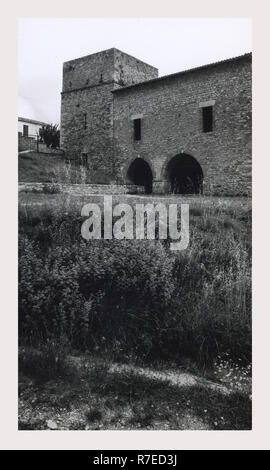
[83,113,87,130]
[23,125,28,137]
[81,153,88,167]
[202,106,213,133]
[133,118,141,141]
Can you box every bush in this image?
[18,205,251,367]
[19,236,175,356]
[39,124,60,149]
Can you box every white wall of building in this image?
[18,119,45,137]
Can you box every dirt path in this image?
[109,362,231,395]
[19,355,251,431]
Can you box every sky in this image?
[18,18,252,124]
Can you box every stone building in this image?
[60,48,251,195]
[18,117,48,152]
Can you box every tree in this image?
[39,124,60,149]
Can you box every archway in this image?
[166,154,203,194]
[127,158,153,194]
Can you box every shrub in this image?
[39,124,60,149]
[19,236,175,356]
[18,203,251,367]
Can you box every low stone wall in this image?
[18,135,37,152]
[37,143,64,155]
[18,137,64,155]
[18,182,145,196]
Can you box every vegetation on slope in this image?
[19,152,91,183]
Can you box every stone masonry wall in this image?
[61,83,115,183]
[18,135,37,152]
[113,49,158,88]
[113,54,252,196]
[19,182,145,196]
[60,48,158,184]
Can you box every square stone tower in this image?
[60,48,158,183]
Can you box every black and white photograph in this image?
[17,17,252,432]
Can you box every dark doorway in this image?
[166,154,203,194]
[127,158,153,194]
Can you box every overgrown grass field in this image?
[19,151,91,184]
[18,191,251,430]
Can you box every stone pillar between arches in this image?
[152,180,170,194]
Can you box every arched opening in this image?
[166,154,203,194]
[127,158,153,194]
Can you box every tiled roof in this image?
[112,52,252,93]
[18,117,48,126]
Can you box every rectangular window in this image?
[23,125,29,137]
[81,153,88,167]
[83,113,87,130]
[133,118,141,141]
[202,106,213,133]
